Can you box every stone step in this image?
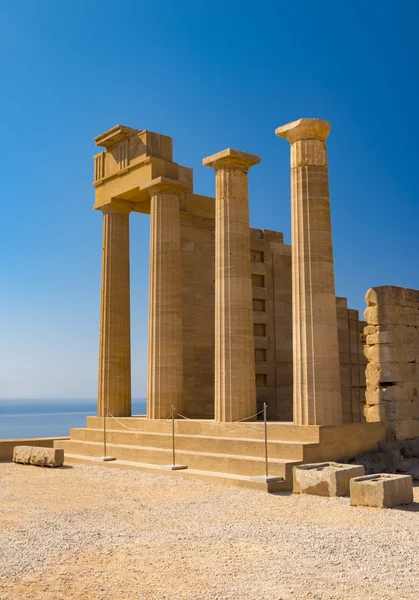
[54,439,298,480]
[85,416,321,443]
[69,427,315,461]
[62,454,291,492]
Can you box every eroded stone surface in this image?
[13,446,64,468]
[293,462,365,496]
[364,285,419,440]
[350,473,413,508]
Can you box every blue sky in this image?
[0,0,418,400]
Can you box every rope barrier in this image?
[175,412,191,420]
[234,409,264,422]
[106,411,174,429]
[107,412,147,431]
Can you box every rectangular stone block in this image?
[13,446,64,467]
[366,343,418,365]
[364,305,419,327]
[350,473,413,508]
[293,462,365,496]
[366,286,419,309]
[365,362,418,387]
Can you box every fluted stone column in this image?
[276,119,342,426]
[146,178,184,419]
[97,204,131,418]
[203,149,259,422]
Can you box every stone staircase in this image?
[54,417,386,492]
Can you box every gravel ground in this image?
[0,462,418,600]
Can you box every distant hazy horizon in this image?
[0,397,146,402]
[0,398,147,439]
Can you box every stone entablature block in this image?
[92,125,192,214]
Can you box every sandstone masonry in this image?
[364,286,419,439]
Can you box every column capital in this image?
[203,148,260,172]
[142,176,189,196]
[275,118,331,144]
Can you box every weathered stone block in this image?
[12,446,32,464]
[365,362,418,387]
[364,305,419,327]
[364,325,377,336]
[366,343,419,364]
[363,404,386,423]
[293,462,365,496]
[366,286,419,309]
[350,473,413,508]
[365,384,404,406]
[13,446,64,467]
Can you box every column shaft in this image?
[276,120,342,426]
[204,149,259,422]
[97,207,131,417]
[147,190,183,419]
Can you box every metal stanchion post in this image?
[163,405,187,471]
[264,401,269,479]
[252,402,283,490]
[172,404,176,466]
[95,398,116,462]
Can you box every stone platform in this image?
[54,418,386,491]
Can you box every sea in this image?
[0,399,147,440]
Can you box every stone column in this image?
[203,149,259,422]
[276,119,342,426]
[146,178,185,419]
[98,204,131,418]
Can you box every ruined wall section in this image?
[250,229,293,421]
[364,286,419,440]
[336,298,367,424]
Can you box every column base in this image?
[162,464,188,471]
[94,456,117,462]
[251,475,284,484]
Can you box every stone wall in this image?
[336,298,367,424]
[250,229,293,421]
[364,286,419,440]
[179,194,366,422]
[180,211,216,419]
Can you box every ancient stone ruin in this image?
[54,118,419,489]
